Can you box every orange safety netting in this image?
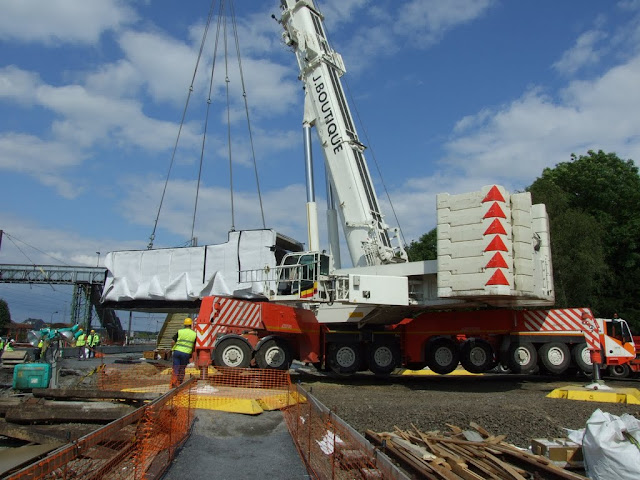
[97,363,301,414]
[7,379,194,480]
[283,384,408,480]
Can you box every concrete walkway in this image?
[162,410,310,480]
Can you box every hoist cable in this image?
[147,0,218,249]
[191,2,225,245]
[2,231,69,266]
[343,78,409,251]
[229,0,266,228]
[223,5,236,231]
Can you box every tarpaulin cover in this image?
[101,230,281,303]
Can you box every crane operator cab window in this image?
[607,319,633,344]
[277,252,330,298]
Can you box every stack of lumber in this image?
[1,350,29,368]
[365,423,587,480]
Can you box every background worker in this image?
[171,318,196,388]
[87,329,100,358]
[76,329,87,360]
[34,338,44,361]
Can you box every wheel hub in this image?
[434,347,453,366]
[547,347,565,366]
[515,347,531,365]
[336,347,356,368]
[264,346,283,367]
[373,346,392,368]
[223,346,244,367]
[468,347,487,366]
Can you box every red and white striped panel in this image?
[210,297,263,335]
[521,309,600,349]
[195,324,213,348]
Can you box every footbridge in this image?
[0,264,125,342]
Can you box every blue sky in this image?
[1,0,640,328]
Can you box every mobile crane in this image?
[102,0,638,377]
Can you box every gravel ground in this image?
[293,370,640,448]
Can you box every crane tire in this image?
[368,341,400,376]
[328,342,361,375]
[608,364,631,379]
[255,339,292,370]
[460,339,495,374]
[426,338,460,375]
[539,342,571,375]
[572,342,593,374]
[214,338,252,368]
[506,342,537,374]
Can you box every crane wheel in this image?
[460,339,495,374]
[572,342,593,374]
[255,339,292,370]
[506,342,537,374]
[539,342,571,374]
[608,364,631,378]
[328,343,361,375]
[426,338,460,375]
[213,338,252,368]
[367,341,400,376]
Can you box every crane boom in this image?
[280,0,407,267]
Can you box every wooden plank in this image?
[366,430,440,480]
[445,443,504,480]
[490,444,588,480]
[32,388,160,401]
[0,418,63,444]
[0,442,63,477]
[481,451,528,480]
[5,401,136,424]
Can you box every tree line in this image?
[406,150,640,332]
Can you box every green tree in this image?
[0,298,11,334]
[406,228,437,261]
[528,150,640,331]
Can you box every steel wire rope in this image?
[2,232,63,291]
[191,2,226,245]
[229,0,266,228]
[147,0,218,250]
[342,78,410,255]
[223,6,236,231]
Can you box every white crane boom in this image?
[280,0,407,268]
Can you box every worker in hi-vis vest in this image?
[76,329,87,360]
[87,330,100,358]
[171,318,197,388]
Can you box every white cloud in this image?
[117,177,309,247]
[553,30,607,75]
[0,66,41,102]
[381,48,640,242]
[319,0,495,73]
[83,60,143,99]
[395,0,494,47]
[0,133,82,198]
[0,0,136,45]
[118,30,201,105]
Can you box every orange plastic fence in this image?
[283,384,409,480]
[7,379,195,480]
[97,363,298,412]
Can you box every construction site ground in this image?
[1,356,639,477]
[291,368,640,449]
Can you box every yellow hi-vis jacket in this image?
[88,334,100,347]
[76,334,86,347]
[172,328,196,355]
